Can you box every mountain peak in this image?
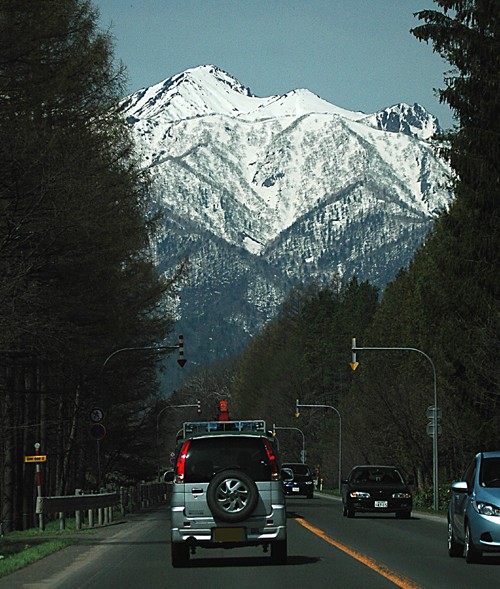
[184,64,254,97]
[120,64,263,121]
[364,102,442,140]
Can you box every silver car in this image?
[448,451,500,563]
[164,420,291,567]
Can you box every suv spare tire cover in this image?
[207,469,259,523]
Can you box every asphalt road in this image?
[1,494,498,589]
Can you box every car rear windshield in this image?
[184,436,272,483]
[286,464,311,476]
[480,457,500,487]
[351,468,405,485]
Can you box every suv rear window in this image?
[184,436,272,483]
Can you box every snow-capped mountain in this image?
[120,65,452,386]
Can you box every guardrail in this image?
[34,482,167,531]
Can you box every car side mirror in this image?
[163,470,175,484]
[281,468,294,482]
[450,480,468,493]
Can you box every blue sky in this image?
[94,0,454,129]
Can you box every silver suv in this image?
[164,420,291,567]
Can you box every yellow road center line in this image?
[296,517,422,589]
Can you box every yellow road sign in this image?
[24,455,47,463]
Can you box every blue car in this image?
[448,451,500,563]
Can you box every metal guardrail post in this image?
[120,486,126,516]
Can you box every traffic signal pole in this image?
[351,338,439,512]
[295,401,342,493]
[100,336,187,488]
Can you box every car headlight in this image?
[392,492,412,499]
[473,501,500,516]
[305,481,313,485]
[350,491,370,499]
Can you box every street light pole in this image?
[295,401,342,493]
[101,341,183,373]
[352,339,439,511]
[156,401,201,480]
[99,337,186,487]
[273,425,306,462]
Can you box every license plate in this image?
[213,527,246,542]
[292,487,300,492]
[374,500,388,508]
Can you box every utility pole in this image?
[273,425,306,463]
[99,336,187,488]
[351,338,439,511]
[295,401,342,493]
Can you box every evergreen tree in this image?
[0,0,177,529]
[411,0,499,452]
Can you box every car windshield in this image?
[479,457,500,487]
[184,436,271,483]
[351,467,404,485]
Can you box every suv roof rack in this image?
[183,420,267,438]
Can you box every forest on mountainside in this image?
[171,0,499,505]
[0,0,183,532]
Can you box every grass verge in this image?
[0,516,100,579]
[0,537,75,578]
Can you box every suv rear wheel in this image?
[271,539,287,564]
[207,469,259,523]
[171,542,190,567]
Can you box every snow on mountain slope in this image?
[127,108,449,255]
[120,65,453,386]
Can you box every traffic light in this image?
[295,399,300,418]
[350,337,359,371]
[197,399,201,415]
[177,334,186,367]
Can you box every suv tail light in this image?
[175,439,191,483]
[263,438,279,480]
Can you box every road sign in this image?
[25,455,47,463]
[426,406,442,419]
[90,423,106,441]
[89,407,104,423]
[426,423,442,436]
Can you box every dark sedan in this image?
[282,462,314,498]
[342,465,412,518]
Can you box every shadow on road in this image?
[183,554,320,567]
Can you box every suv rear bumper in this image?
[171,504,287,545]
